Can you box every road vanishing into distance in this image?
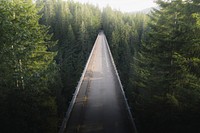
[64,32,136,133]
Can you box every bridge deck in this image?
[65,32,134,133]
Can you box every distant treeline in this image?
[0,0,200,133]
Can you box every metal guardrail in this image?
[58,33,100,133]
[103,33,138,133]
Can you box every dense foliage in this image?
[1,0,200,133]
[101,0,200,133]
[127,0,200,133]
[35,0,101,126]
[0,0,59,132]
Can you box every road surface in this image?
[65,32,135,133]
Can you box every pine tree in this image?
[0,0,58,132]
[130,0,200,132]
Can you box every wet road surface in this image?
[65,32,135,133]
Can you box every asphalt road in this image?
[65,32,134,133]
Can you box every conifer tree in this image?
[130,0,200,132]
[0,0,58,132]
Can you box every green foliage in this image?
[0,0,59,132]
[36,0,101,126]
[97,1,200,133]
[127,0,200,132]
[193,13,200,27]
[1,0,200,133]
[102,8,148,89]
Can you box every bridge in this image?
[59,32,137,133]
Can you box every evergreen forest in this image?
[0,0,200,133]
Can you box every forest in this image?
[0,0,200,133]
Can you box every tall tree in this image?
[0,0,59,132]
[129,0,200,132]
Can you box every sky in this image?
[73,0,157,12]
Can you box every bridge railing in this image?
[103,33,138,133]
[58,33,100,133]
